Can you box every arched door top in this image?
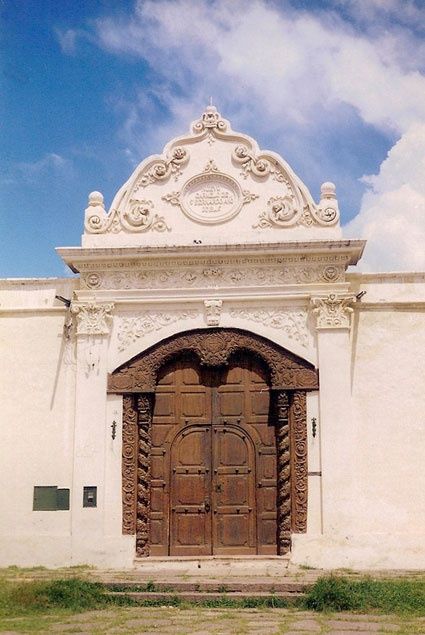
[108,328,319,392]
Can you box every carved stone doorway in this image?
[108,328,319,557]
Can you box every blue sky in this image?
[1,0,425,276]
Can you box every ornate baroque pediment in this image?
[82,106,342,248]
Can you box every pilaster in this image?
[310,292,355,534]
[70,301,114,562]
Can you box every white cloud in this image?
[345,124,425,271]
[17,153,71,181]
[55,28,80,55]
[92,0,425,271]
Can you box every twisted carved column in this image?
[136,394,153,557]
[122,395,138,534]
[276,390,291,554]
[291,391,308,533]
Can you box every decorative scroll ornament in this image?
[204,299,222,326]
[134,146,189,190]
[252,181,340,230]
[84,194,170,235]
[229,308,309,348]
[311,293,354,329]
[162,160,258,225]
[71,301,114,335]
[116,310,199,352]
[192,106,227,144]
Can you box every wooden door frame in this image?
[109,328,319,556]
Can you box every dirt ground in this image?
[1,606,425,635]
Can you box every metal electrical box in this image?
[83,486,97,507]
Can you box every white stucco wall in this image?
[292,275,425,569]
[0,304,75,566]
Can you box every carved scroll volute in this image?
[136,394,154,557]
[291,391,308,533]
[275,390,291,554]
[122,395,138,535]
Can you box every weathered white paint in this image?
[1,108,424,569]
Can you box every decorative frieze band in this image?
[71,301,114,335]
[311,293,354,329]
[80,261,345,291]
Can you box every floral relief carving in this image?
[204,299,222,326]
[229,308,309,348]
[134,146,189,190]
[116,310,199,352]
[108,328,319,393]
[311,293,354,329]
[71,302,114,336]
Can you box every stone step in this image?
[132,555,291,577]
[105,580,309,593]
[106,590,305,605]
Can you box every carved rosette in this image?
[276,391,291,554]
[122,395,138,534]
[291,391,307,533]
[71,302,114,336]
[136,394,153,557]
[311,293,354,329]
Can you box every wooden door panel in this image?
[170,426,212,556]
[213,426,256,554]
[150,352,278,556]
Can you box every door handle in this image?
[204,501,211,512]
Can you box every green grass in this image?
[304,575,425,615]
[0,574,425,620]
[0,578,111,617]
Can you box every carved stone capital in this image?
[311,293,354,329]
[71,301,114,336]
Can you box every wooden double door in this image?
[149,353,278,556]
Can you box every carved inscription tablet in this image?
[181,173,243,224]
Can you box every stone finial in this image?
[317,182,339,225]
[320,182,336,199]
[88,191,104,208]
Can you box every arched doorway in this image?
[154,353,274,556]
[108,328,319,557]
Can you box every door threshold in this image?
[135,555,290,562]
